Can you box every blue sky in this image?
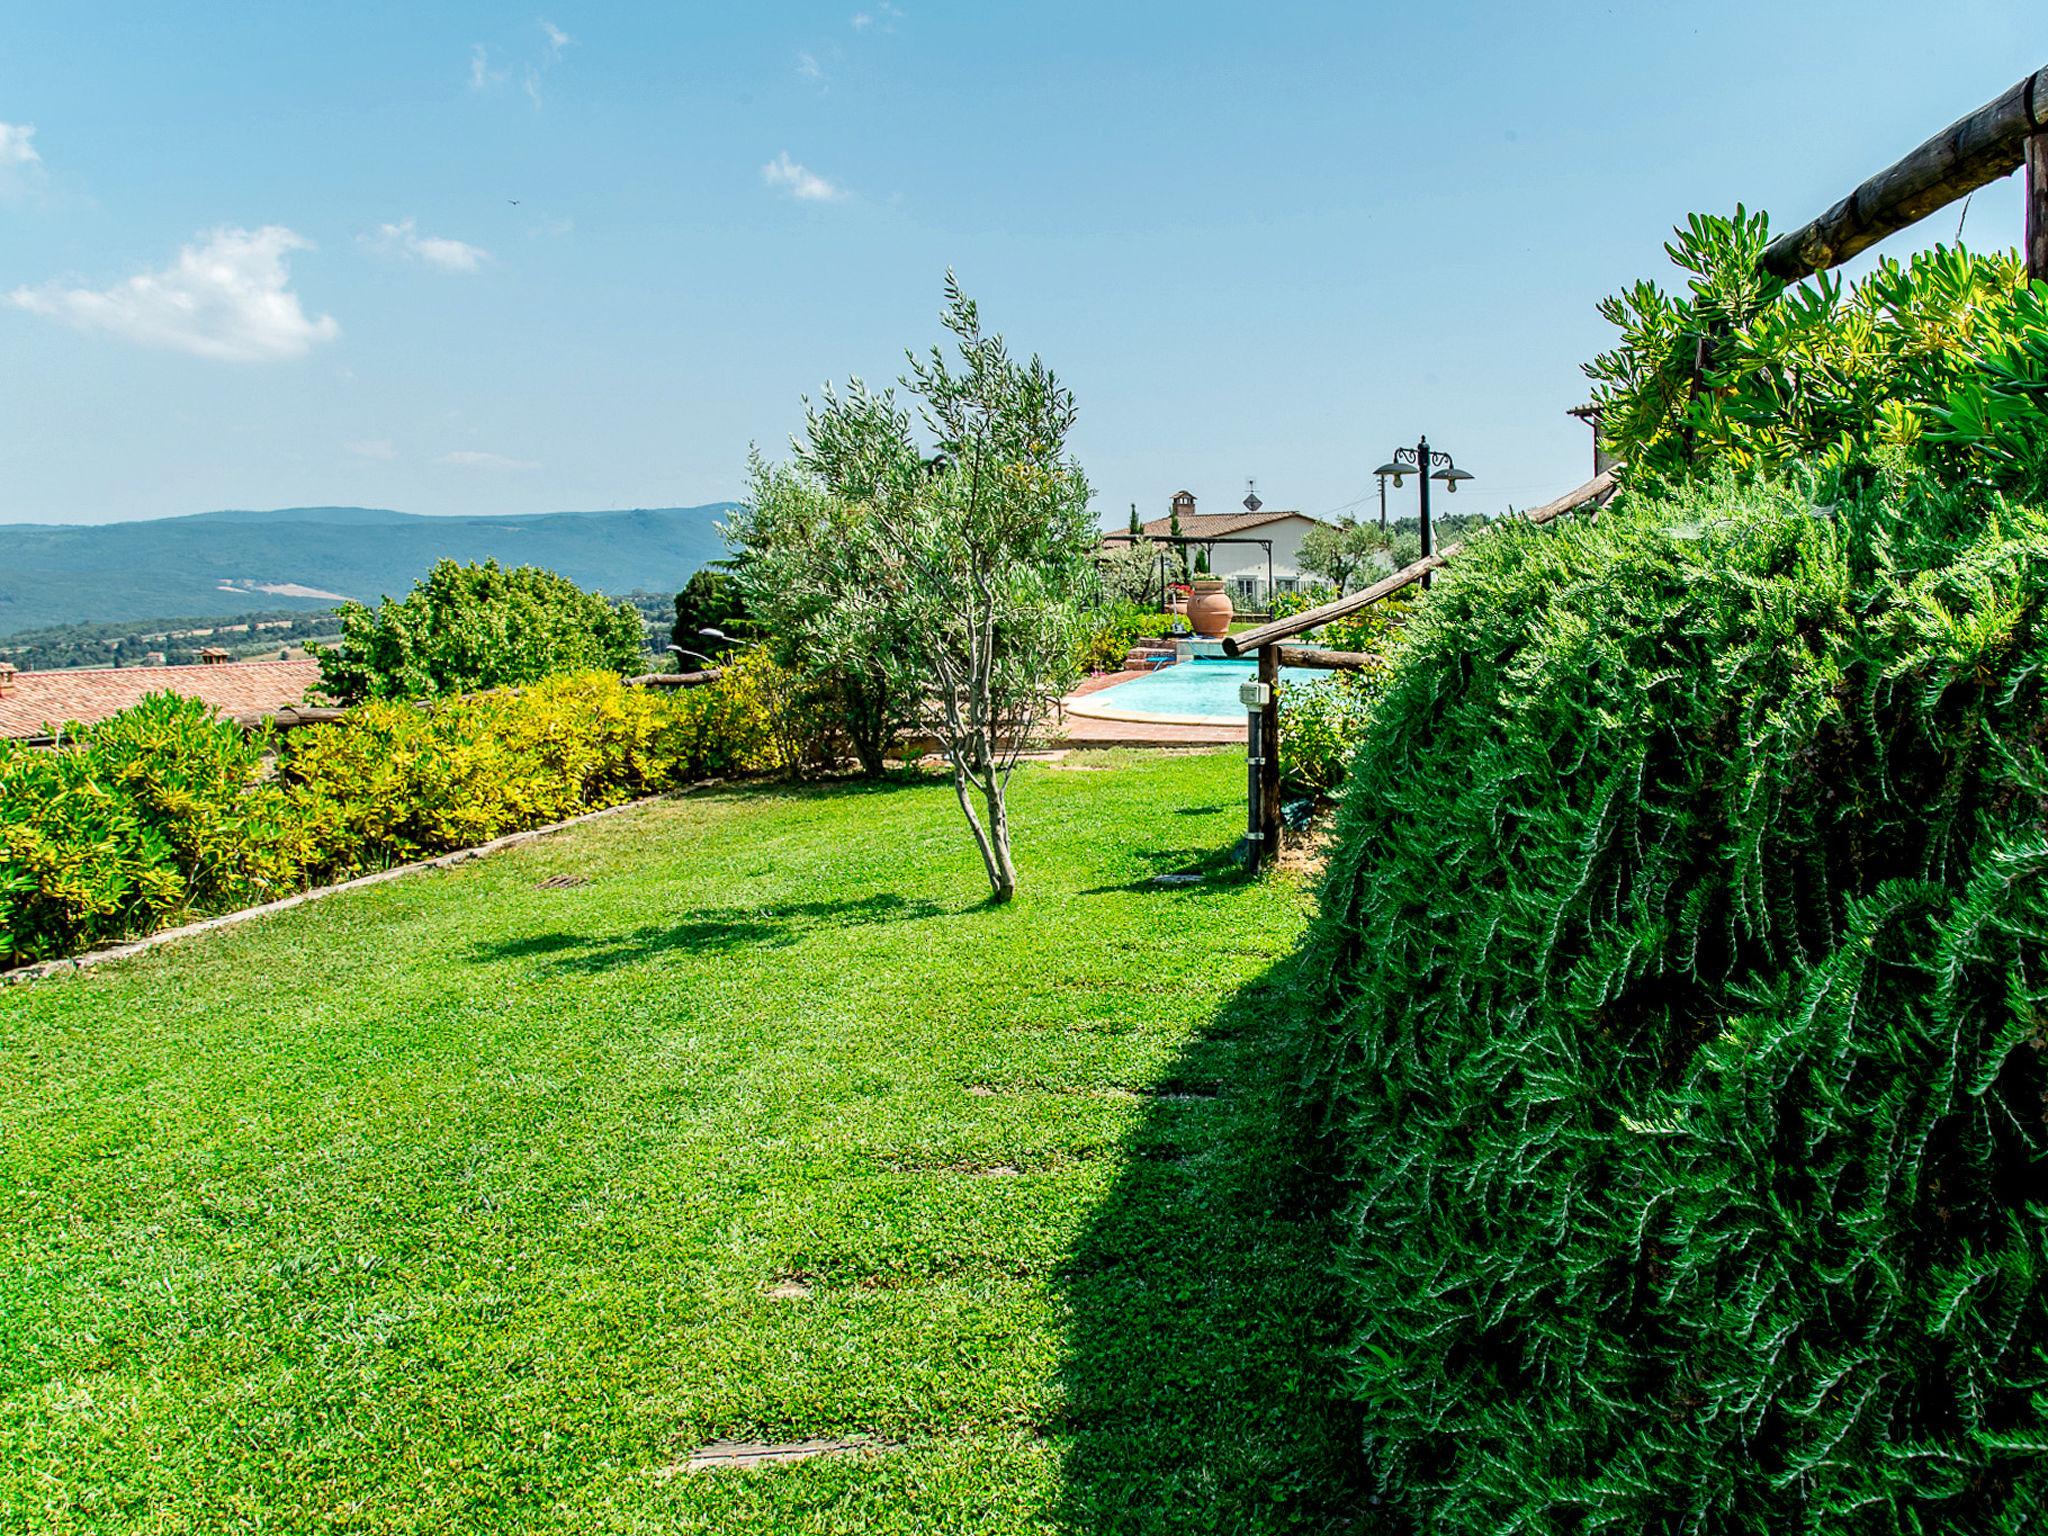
[2,2,2043,527]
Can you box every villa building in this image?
[1135,491,1331,606]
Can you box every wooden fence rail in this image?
[1223,468,1621,661]
[1762,65,2048,282]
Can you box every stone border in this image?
[1060,698,1236,728]
[0,788,703,988]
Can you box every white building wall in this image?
[1201,516,1320,604]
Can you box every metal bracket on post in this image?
[1243,688,1267,872]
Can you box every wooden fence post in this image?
[2028,131,2048,283]
[1258,643,1281,863]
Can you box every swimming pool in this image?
[1064,657,1326,725]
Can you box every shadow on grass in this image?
[468,893,946,972]
[1079,842,1253,896]
[1054,951,1362,1533]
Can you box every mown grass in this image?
[1,749,1356,1533]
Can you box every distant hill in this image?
[0,505,736,634]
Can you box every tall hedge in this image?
[1301,472,2047,1532]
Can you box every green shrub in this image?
[1268,584,1337,622]
[1074,606,1170,674]
[1275,676,1368,796]
[1586,210,2027,484]
[1936,277,2048,499]
[84,693,300,904]
[313,559,645,703]
[1299,472,2047,1532]
[1317,595,1411,655]
[1,737,184,964]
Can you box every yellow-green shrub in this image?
[2,668,792,966]
[0,695,304,965]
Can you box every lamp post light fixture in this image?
[667,644,717,671]
[697,626,759,651]
[1373,436,1474,588]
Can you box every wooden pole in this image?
[1762,66,2048,281]
[1274,646,1380,672]
[2029,131,2048,283]
[1257,643,1281,862]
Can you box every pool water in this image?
[1076,658,1326,722]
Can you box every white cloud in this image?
[364,217,490,273]
[762,151,846,203]
[0,122,45,198]
[8,226,339,362]
[438,449,539,471]
[347,438,397,461]
[0,122,39,166]
[474,26,568,106]
[851,3,902,30]
[797,51,824,81]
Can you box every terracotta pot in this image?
[1186,578,1234,638]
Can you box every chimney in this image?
[199,647,231,666]
[0,662,15,697]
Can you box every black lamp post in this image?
[1372,436,1474,588]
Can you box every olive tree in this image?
[724,459,914,777]
[1298,516,1394,593]
[747,276,1094,903]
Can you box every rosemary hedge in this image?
[1302,472,2048,1532]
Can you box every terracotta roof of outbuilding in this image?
[0,658,322,740]
[1136,508,1319,538]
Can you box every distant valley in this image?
[0,504,735,635]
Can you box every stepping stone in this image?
[975,1163,1022,1178]
[676,1436,891,1474]
[765,1274,813,1300]
[1149,872,1205,886]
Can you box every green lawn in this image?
[1,750,1356,1534]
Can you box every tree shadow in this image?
[467,893,946,973]
[1079,843,1253,896]
[1053,951,1364,1533]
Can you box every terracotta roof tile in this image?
[0,659,322,740]
[1136,509,1319,538]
